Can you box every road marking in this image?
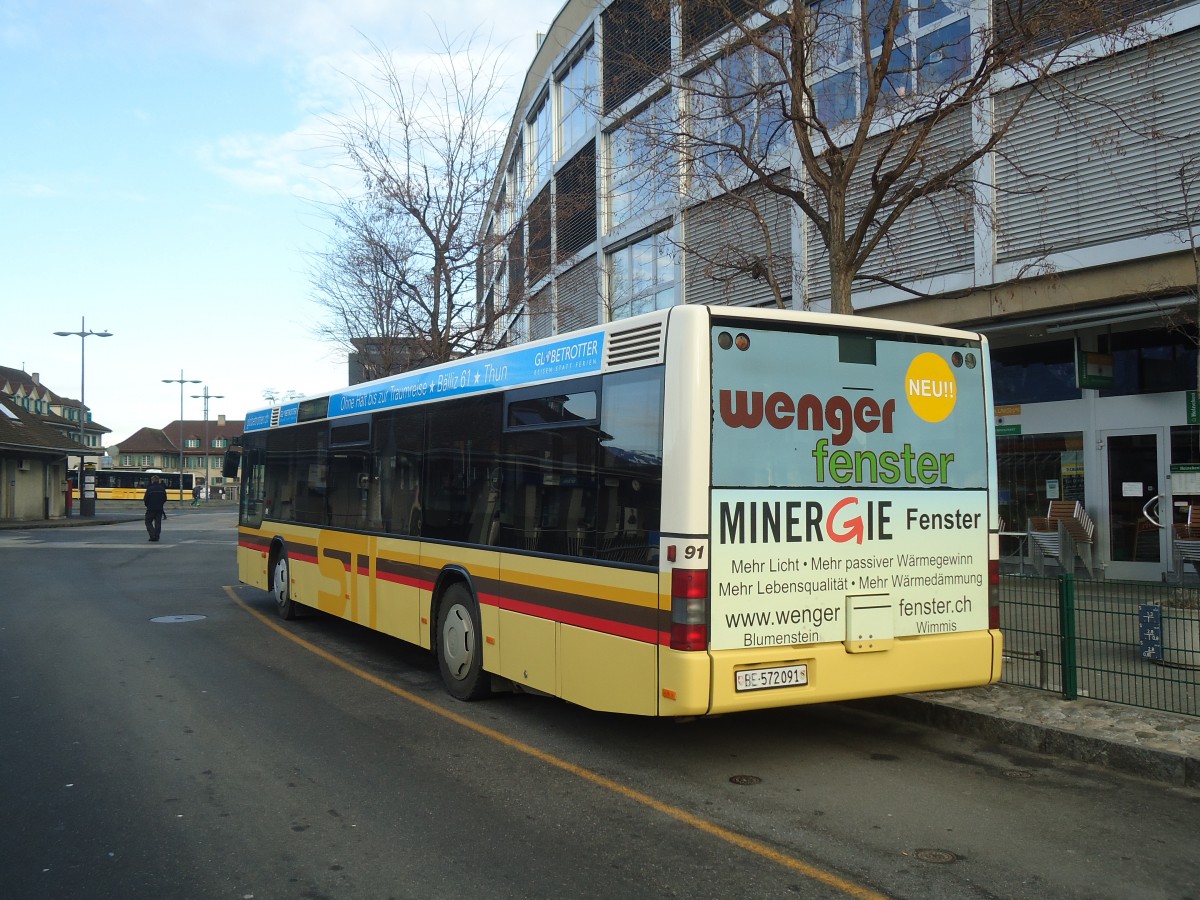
[0,540,178,549]
[225,585,886,899]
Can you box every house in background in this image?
[0,394,85,521]
[108,417,244,494]
[0,365,111,470]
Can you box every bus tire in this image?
[273,550,298,620]
[436,584,490,701]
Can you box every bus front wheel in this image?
[436,584,490,701]
[273,551,298,620]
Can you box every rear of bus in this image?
[658,307,1001,716]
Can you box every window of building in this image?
[607,230,675,320]
[557,39,597,156]
[212,437,227,449]
[813,0,971,125]
[990,340,1081,405]
[527,185,552,284]
[185,438,201,449]
[608,94,676,233]
[527,93,553,196]
[996,430,1085,550]
[681,0,757,54]
[1099,325,1198,397]
[602,0,671,115]
[556,141,597,258]
[689,39,788,186]
[1170,425,1200,527]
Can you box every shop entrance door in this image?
[1102,430,1167,581]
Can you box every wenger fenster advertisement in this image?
[709,324,990,652]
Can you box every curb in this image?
[860,694,1200,788]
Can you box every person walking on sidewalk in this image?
[144,475,168,542]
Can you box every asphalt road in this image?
[2,510,1198,899]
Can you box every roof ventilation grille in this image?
[606,320,665,369]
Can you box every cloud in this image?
[187,3,563,208]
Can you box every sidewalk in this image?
[0,502,235,530]
[4,508,1199,787]
[862,683,1200,788]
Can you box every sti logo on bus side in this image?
[718,390,896,446]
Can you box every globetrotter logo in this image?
[905,352,957,423]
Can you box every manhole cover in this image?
[729,774,762,785]
[150,615,207,624]
[914,849,958,865]
[1003,769,1033,779]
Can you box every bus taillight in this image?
[988,557,1001,630]
[670,568,709,651]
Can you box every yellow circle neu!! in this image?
[905,352,957,423]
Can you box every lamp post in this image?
[190,386,224,501]
[163,371,201,504]
[53,317,113,517]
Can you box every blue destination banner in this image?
[244,402,300,433]
[329,331,605,419]
[246,331,605,430]
[244,409,272,432]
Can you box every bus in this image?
[233,306,1001,716]
[71,470,195,502]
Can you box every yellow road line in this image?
[225,585,887,900]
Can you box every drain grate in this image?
[728,774,762,786]
[150,615,207,624]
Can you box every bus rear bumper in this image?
[665,629,1003,716]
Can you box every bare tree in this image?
[606,0,1157,315]
[313,29,520,373]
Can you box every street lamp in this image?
[163,370,201,504]
[190,386,224,501]
[54,317,113,517]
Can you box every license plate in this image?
[735,663,808,692]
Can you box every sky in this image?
[1,0,564,447]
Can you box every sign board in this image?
[1171,463,1200,495]
[1077,351,1114,389]
[1189,390,1199,425]
[1139,604,1162,660]
[995,424,1022,436]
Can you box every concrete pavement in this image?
[5,506,1199,788]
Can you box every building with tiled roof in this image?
[0,393,82,520]
[109,417,244,493]
[0,365,111,463]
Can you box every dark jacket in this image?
[144,482,168,513]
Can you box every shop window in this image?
[996,431,1085,541]
[1170,425,1200,527]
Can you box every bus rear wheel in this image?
[273,551,298,620]
[436,584,490,701]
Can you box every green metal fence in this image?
[1001,574,1200,717]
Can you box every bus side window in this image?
[596,368,664,564]
[423,395,501,544]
